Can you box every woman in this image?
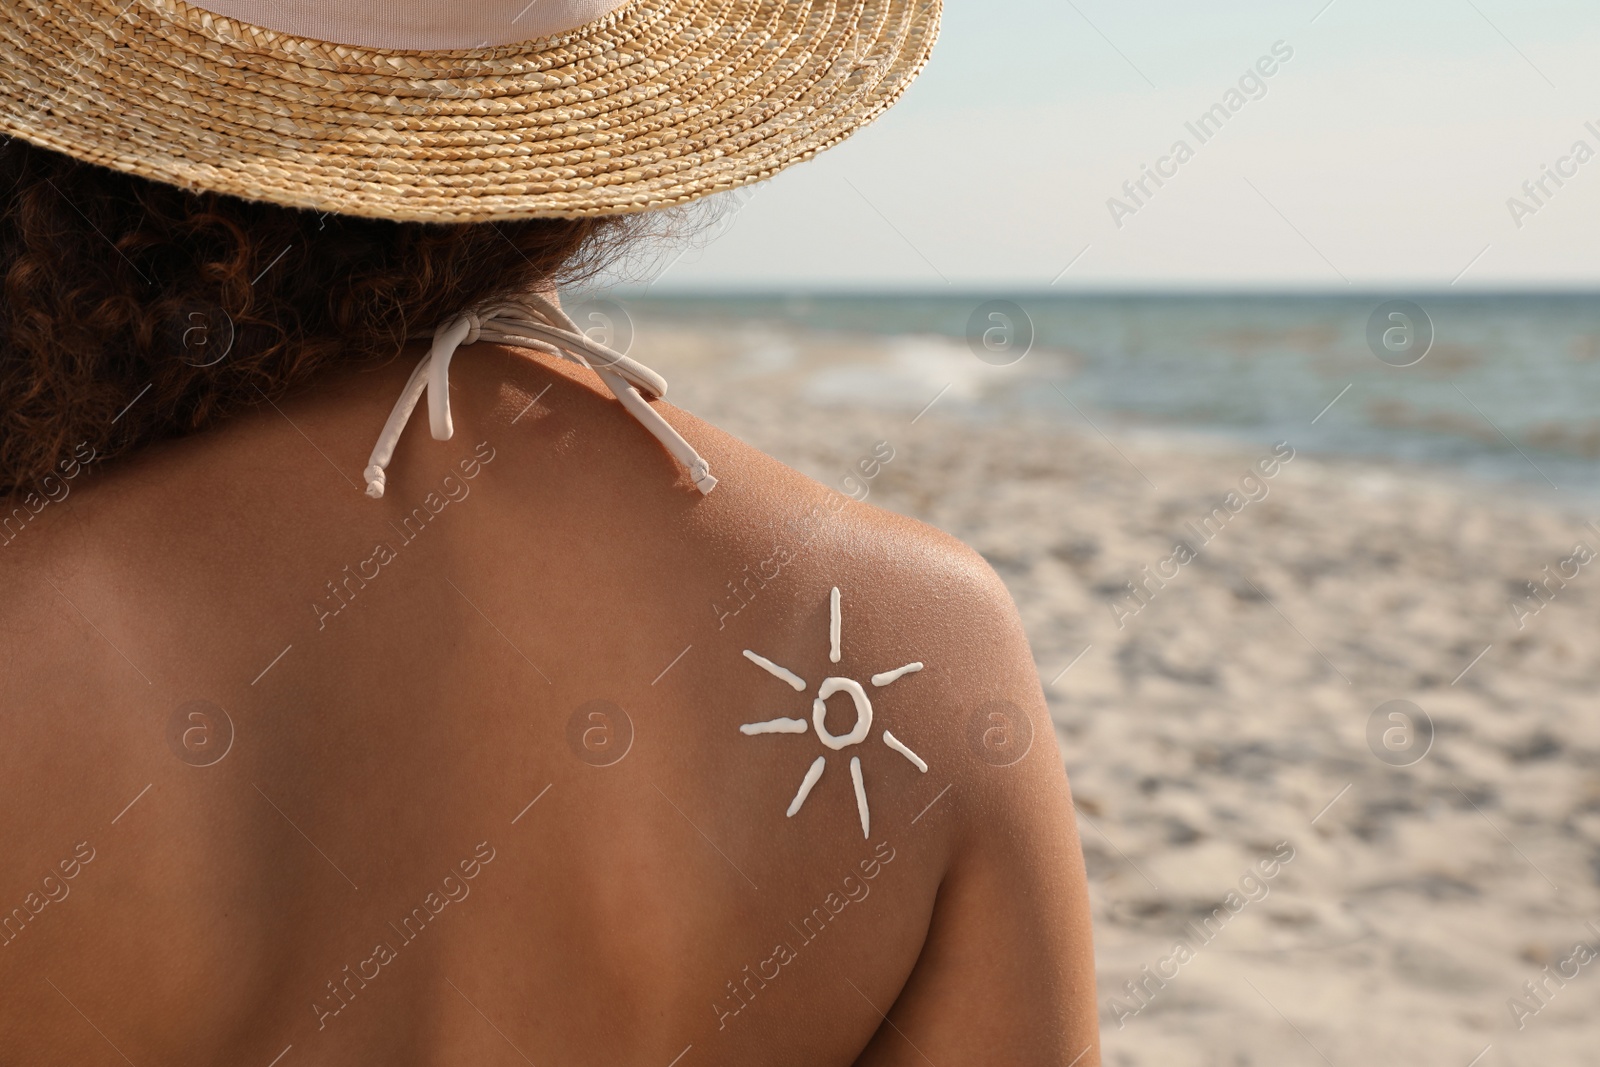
[0,1,1098,1063]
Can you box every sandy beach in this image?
[635,311,1600,1065]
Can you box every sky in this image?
[641,0,1600,291]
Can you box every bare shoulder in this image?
[659,412,1101,1065]
[431,349,1100,1060]
[448,348,1100,1056]
[678,401,1059,806]
[435,340,1071,853]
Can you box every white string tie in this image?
[362,293,717,500]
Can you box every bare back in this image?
[0,343,1098,1065]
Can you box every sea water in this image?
[615,292,1600,495]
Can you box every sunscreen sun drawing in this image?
[740,587,927,838]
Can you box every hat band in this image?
[188,0,631,49]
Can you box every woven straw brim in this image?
[0,0,940,222]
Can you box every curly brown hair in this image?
[0,138,630,495]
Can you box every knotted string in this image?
[363,292,716,499]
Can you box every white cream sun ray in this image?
[742,649,807,692]
[740,718,808,736]
[871,662,923,687]
[849,756,870,838]
[882,729,927,773]
[787,756,827,817]
[829,586,842,663]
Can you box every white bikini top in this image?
[362,291,716,500]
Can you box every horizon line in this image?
[607,284,1600,298]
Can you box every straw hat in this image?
[0,0,940,222]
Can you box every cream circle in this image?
[812,677,874,751]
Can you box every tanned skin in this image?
[0,339,1100,1065]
